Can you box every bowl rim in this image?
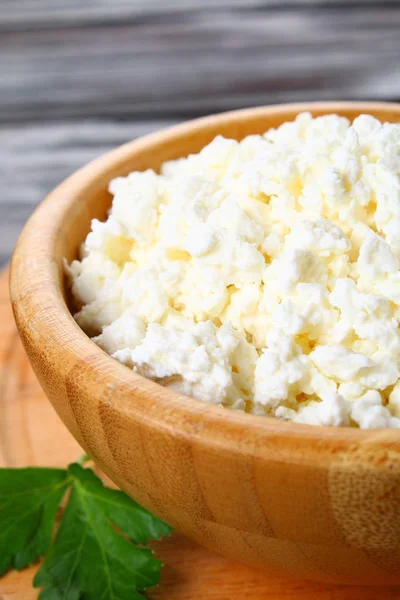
[10,101,400,455]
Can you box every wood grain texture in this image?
[9,103,400,586]
[4,0,400,29]
[2,266,400,599]
[2,3,400,124]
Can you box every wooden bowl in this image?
[10,102,400,585]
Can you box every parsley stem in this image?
[77,453,91,466]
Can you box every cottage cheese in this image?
[67,112,400,428]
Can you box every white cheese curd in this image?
[67,112,400,428]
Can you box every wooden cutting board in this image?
[1,267,399,600]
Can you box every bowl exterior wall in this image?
[10,102,400,584]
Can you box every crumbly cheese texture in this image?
[67,113,400,428]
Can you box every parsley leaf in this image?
[0,462,171,599]
[0,468,69,574]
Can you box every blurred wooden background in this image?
[1,0,400,266]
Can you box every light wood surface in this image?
[2,267,400,599]
[9,103,400,586]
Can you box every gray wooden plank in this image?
[2,1,399,30]
[0,119,176,266]
[1,7,400,124]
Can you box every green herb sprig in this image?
[0,458,171,599]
